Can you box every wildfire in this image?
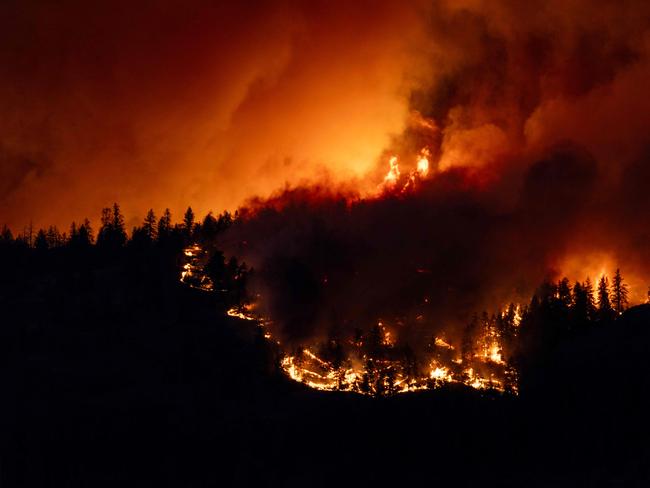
[383,156,400,185]
[180,244,214,291]
[381,148,431,194]
[429,365,451,381]
[224,302,516,396]
[181,244,518,397]
[416,148,430,177]
[226,306,257,321]
[434,337,454,349]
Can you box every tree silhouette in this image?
[597,276,615,322]
[143,209,157,242]
[21,221,34,247]
[572,281,591,329]
[1,225,13,242]
[218,211,233,231]
[131,210,159,249]
[557,277,572,310]
[46,226,64,248]
[158,208,172,243]
[205,250,227,292]
[68,219,93,249]
[201,212,219,242]
[611,269,629,315]
[583,278,596,321]
[183,207,195,239]
[79,219,93,246]
[97,203,127,250]
[34,229,48,251]
[70,221,78,241]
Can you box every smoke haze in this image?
[3,0,650,339]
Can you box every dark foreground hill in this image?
[2,252,650,487]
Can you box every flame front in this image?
[225,302,517,395]
[381,148,432,194]
[383,156,400,185]
[416,148,430,177]
[181,243,518,396]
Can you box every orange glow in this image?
[383,156,401,186]
[0,1,428,231]
[208,261,519,396]
[416,149,430,177]
[556,252,647,305]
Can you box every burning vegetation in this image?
[176,151,642,397]
[232,304,518,395]
[182,237,639,397]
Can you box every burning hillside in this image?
[184,248,519,396]
[5,2,650,485]
[178,126,650,396]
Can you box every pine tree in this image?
[69,219,93,248]
[572,282,591,328]
[571,281,589,327]
[46,225,63,248]
[597,276,615,322]
[97,204,127,249]
[23,221,33,247]
[201,212,219,241]
[158,208,172,243]
[557,278,572,309]
[34,229,48,250]
[69,221,78,241]
[0,225,13,243]
[143,209,157,242]
[611,269,629,315]
[183,206,195,238]
[111,203,127,246]
[218,211,233,232]
[583,277,596,321]
[79,219,93,246]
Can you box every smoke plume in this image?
[3,0,650,341]
[218,0,650,342]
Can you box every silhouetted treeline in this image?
[507,272,633,394]
[1,204,236,253]
[4,208,650,485]
[0,204,248,318]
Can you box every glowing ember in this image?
[430,365,450,380]
[434,337,454,349]
[383,156,400,185]
[416,149,430,177]
[381,148,433,194]
[180,244,214,291]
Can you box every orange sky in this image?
[2,0,650,258]
[0,0,430,231]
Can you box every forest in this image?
[3,205,650,486]
[1,203,645,397]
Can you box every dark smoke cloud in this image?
[223,144,606,345]
[217,0,650,343]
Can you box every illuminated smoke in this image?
[3,1,650,381]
